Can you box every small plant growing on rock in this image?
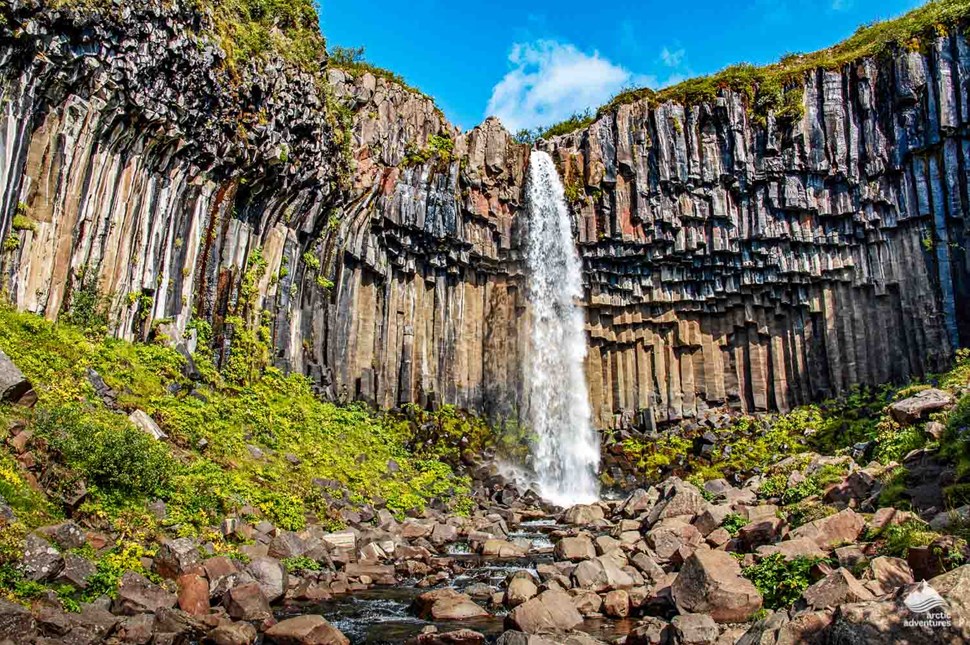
[722,513,748,536]
[742,554,823,609]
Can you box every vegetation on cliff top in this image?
[541,0,970,139]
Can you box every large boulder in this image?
[789,509,865,550]
[671,550,762,623]
[0,598,36,641]
[264,615,350,645]
[410,629,487,644]
[618,489,658,518]
[207,621,259,645]
[20,534,62,582]
[736,609,833,645]
[646,479,710,526]
[506,576,539,608]
[671,613,719,644]
[554,535,596,562]
[0,350,36,406]
[562,505,605,526]
[572,552,635,592]
[246,556,288,602]
[889,389,954,425]
[504,590,584,634]
[414,589,489,621]
[224,582,272,621]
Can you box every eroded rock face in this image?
[1,0,968,433]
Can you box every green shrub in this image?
[876,519,938,557]
[33,405,174,501]
[722,513,748,536]
[743,554,823,610]
[282,556,321,572]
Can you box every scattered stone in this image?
[0,350,36,406]
[602,590,630,618]
[671,613,718,644]
[128,409,167,440]
[554,536,596,562]
[156,537,202,579]
[801,568,874,609]
[790,509,865,550]
[21,534,62,582]
[224,583,272,621]
[414,589,489,621]
[562,505,605,526]
[246,556,288,602]
[505,576,538,608]
[206,621,258,645]
[113,572,177,615]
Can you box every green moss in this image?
[403,134,455,167]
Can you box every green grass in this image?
[329,46,433,101]
[542,0,970,138]
[743,554,824,610]
[0,307,474,542]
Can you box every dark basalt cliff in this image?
[0,0,967,433]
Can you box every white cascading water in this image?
[522,150,601,507]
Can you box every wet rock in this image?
[113,572,177,615]
[414,589,489,621]
[671,549,763,623]
[504,590,583,634]
[505,576,538,608]
[481,540,527,558]
[625,617,670,645]
[409,629,487,644]
[554,535,596,562]
[264,614,350,645]
[602,589,630,618]
[562,505,605,526]
[224,582,272,622]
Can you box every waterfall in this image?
[522,150,600,507]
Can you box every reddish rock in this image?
[504,590,583,634]
[671,549,762,623]
[177,573,211,615]
[224,583,272,622]
[602,589,630,618]
[264,615,350,645]
[789,509,864,550]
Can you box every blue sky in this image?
[319,0,925,131]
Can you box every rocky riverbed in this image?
[6,412,970,645]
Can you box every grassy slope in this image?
[0,307,475,545]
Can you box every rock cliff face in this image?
[0,1,967,432]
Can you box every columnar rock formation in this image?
[0,1,967,433]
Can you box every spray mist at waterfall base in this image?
[517,150,601,508]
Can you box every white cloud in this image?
[830,0,853,10]
[660,47,686,68]
[485,40,653,133]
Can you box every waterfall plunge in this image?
[522,150,600,507]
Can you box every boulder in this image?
[568,589,602,616]
[647,518,704,562]
[38,521,86,550]
[867,556,914,594]
[224,582,272,621]
[618,489,658,518]
[572,552,635,591]
[156,537,202,579]
[754,537,827,562]
[801,568,874,609]
[246,556,288,602]
[625,617,670,645]
[481,539,527,558]
[736,609,833,645]
[647,479,710,526]
[504,590,583,634]
[671,613,718,644]
[264,615,350,645]
[206,621,258,645]
[0,598,36,641]
[54,553,96,589]
[562,505,605,526]
[414,589,489,621]
[602,590,630,618]
[410,629,487,645]
[0,350,36,406]
[889,389,953,425]
[505,576,539,608]
[21,534,62,582]
[128,409,167,440]
[671,550,762,623]
[177,573,210,615]
[789,509,864,550]
[554,536,596,562]
[269,531,310,559]
[113,572,177,615]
